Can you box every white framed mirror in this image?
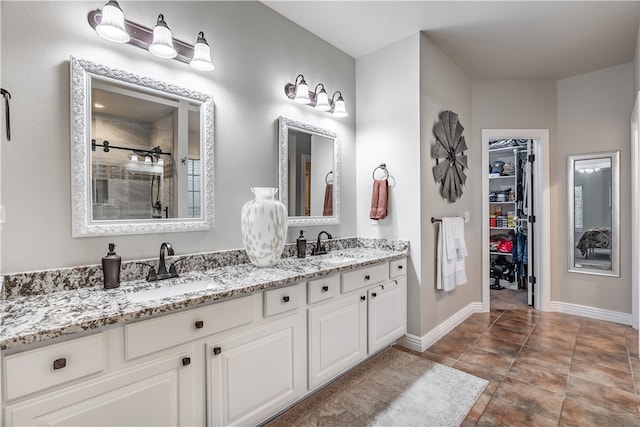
[278,116,340,226]
[568,150,620,276]
[70,57,214,237]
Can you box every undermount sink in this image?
[321,256,357,265]
[127,279,219,303]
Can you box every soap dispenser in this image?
[297,231,307,258]
[102,243,121,289]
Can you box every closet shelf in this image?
[490,251,513,256]
[489,175,515,180]
[489,201,516,204]
[490,227,515,231]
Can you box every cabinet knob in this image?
[372,292,377,298]
[182,356,191,367]
[213,346,222,356]
[53,358,67,371]
[398,265,404,270]
[282,296,290,303]
[360,295,366,301]
[195,320,204,329]
[322,285,329,292]
[364,274,371,281]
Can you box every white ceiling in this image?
[262,1,640,80]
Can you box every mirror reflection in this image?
[568,151,619,276]
[91,80,201,220]
[70,57,214,237]
[278,116,340,226]
[286,128,334,217]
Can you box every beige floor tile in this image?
[507,360,568,394]
[492,377,564,421]
[559,395,640,427]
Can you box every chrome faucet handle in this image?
[146,267,158,281]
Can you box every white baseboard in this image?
[549,301,632,325]
[396,302,484,352]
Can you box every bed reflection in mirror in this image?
[568,151,619,276]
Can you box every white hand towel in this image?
[438,217,468,290]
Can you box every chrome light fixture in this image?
[149,14,177,59]
[314,84,331,112]
[190,32,215,71]
[284,75,347,118]
[331,91,348,118]
[95,0,129,43]
[88,2,214,71]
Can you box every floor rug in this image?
[267,347,488,427]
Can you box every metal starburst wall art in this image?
[431,110,468,203]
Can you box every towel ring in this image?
[372,163,389,180]
[325,171,333,184]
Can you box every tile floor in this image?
[268,289,640,426]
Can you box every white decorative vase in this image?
[241,187,288,267]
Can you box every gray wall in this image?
[355,34,422,335]
[556,63,633,313]
[0,1,356,273]
[419,34,476,335]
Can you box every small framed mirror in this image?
[70,57,214,237]
[568,150,620,276]
[278,116,340,226]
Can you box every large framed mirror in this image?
[278,116,340,226]
[568,151,620,276]
[70,57,214,237]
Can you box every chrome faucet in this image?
[147,242,179,281]
[311,231,333,255]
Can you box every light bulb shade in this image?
[315,88,331,111]
[149,14,177,59]
[294,77,311,104]
[190,32,215,71]
[96,1,130,43]
[333,95,348,117]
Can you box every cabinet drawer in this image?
[4,333,105,401]
[264,283,305,317]
[390,258,407,278]
[341,263,389,294]
[125,295,254,360]
[308,274,340,305]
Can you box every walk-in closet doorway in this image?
[481,129,551,312]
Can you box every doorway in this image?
[481,129,551,312]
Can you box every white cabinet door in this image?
[206,313,306,427]
[5,352,194,426]
[368,277,407,354]
[308,291,367,390]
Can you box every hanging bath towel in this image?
[370,179,388,220]
[437,217,468,291]
[323,183,333,216]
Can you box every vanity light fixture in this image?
[88,1,215,71]
[149,14,177,59]
[95,0,129,43]
[314,84,331,112]
[293,75,311,104]
[331,91,348,118]
[284,75,348,118]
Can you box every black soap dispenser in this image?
[297,231,307,258]
[102,243,121,289]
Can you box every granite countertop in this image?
[0,244,408,351]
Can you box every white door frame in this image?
[481,129,551,311]
[630,92,639,332]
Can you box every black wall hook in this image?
[1,88,11,141]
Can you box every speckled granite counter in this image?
[0,238,408,350]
